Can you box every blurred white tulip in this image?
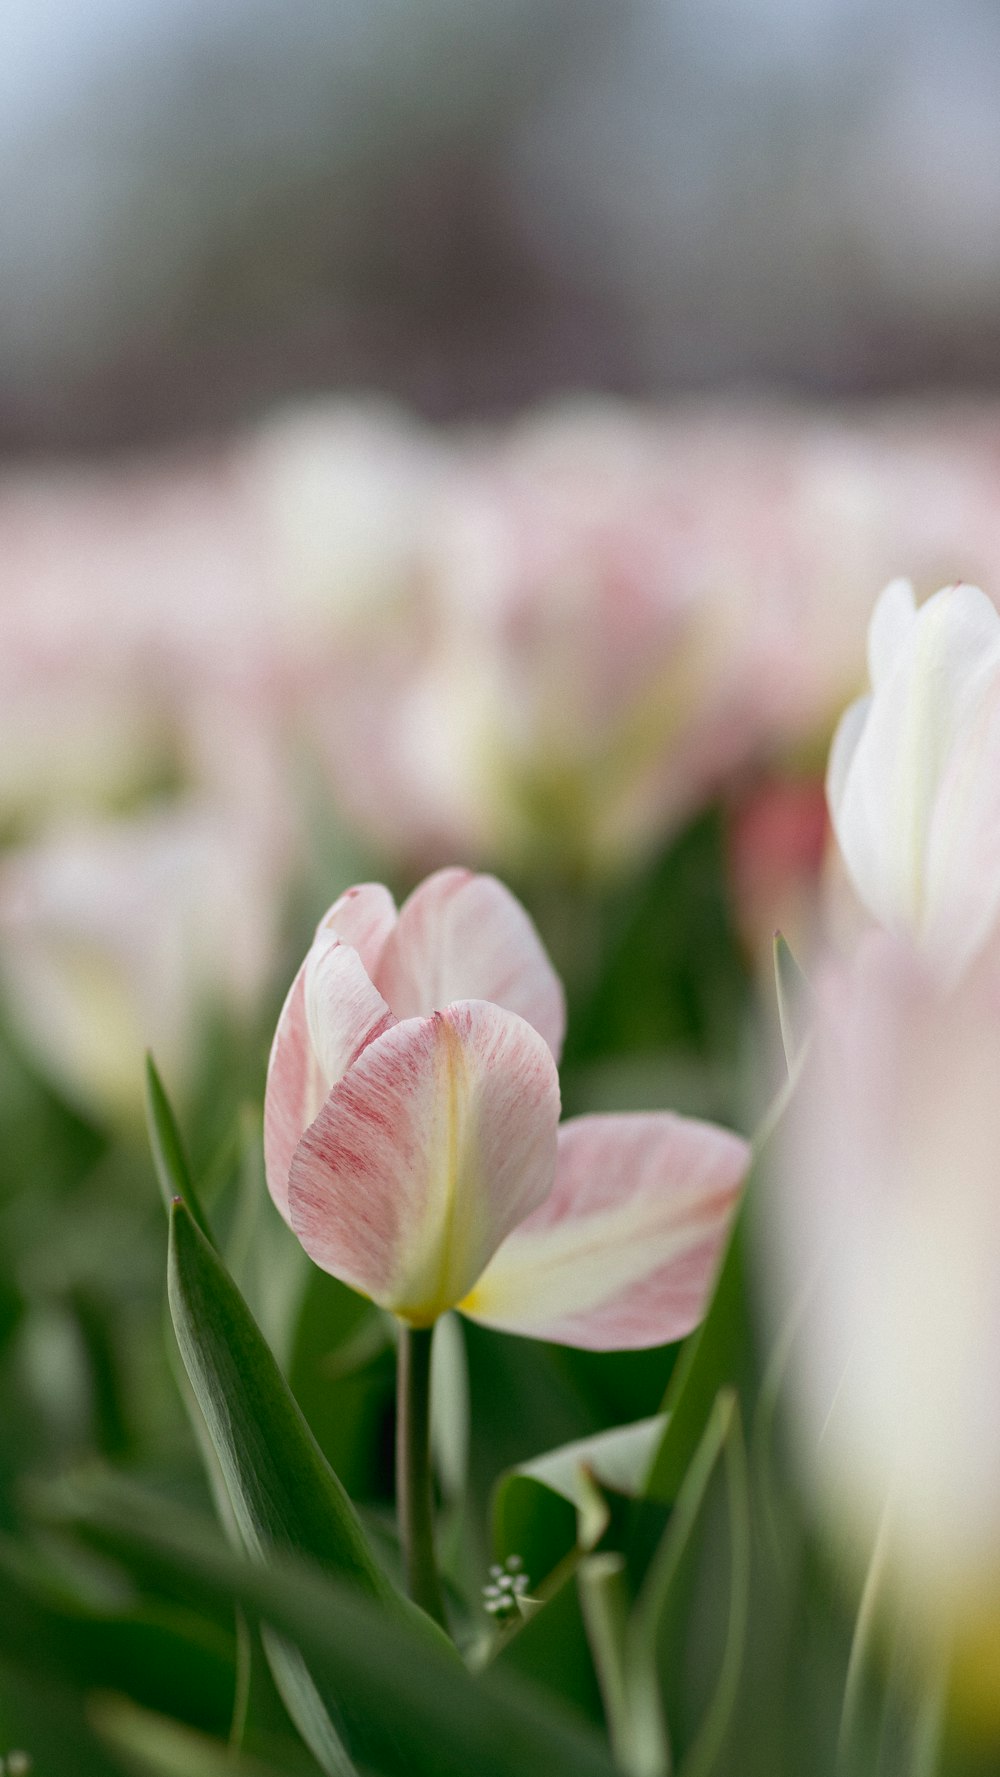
[0,801,283,1120]
[826,577,1000,980]
[245,400,447,650]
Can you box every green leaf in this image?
[491,1560,605,1729]
[497,1421,667,1577]
[0,1655,133,1777]
[623,1392,751,1777]
[92,1695,300,1777]
[55,1480,620,1777]
[0,1538,235,1740]
[145,1055,213,1242]
[577,1553,634,1771]
[260,1633,357,1777]
[644,1210,754,1507]
[490,1418,672,1732]
[288,1269,393,1505]
[167,1198,455,1772]
[168,1198,391,1596]
[495,1416,669,1580]
[509,1417,669,1515]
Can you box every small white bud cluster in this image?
[2,1754,32,1776]
[483,1553,529,1617]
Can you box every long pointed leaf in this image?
[168,1198,390,1596]
[91,1694,297,1777]
[145,1055,213,1242]
[626,1392,750,1777]
[644,1212,752,1506]
[167,1197,452,1772]
[55,1480,620,1777]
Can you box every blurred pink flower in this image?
[679,403,1000,756]
[311,402,776,873]
[301,400,1000,875]
[0,448,272,830]
[265,867,748,1345]
[0,403,443,838]
[6,396,1000,889]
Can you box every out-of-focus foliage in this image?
[0,766,981,1777]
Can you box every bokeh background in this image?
[4,0,1000,450]
[7,0,1000,448]
[3,5,1000,1774]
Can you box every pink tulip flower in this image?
[265,867,748,1347]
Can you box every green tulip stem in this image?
[396,1322,448,1630]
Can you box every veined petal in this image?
[304,935,395,1086]
[317,880,397,975]
[375,866,565,1060]
[287,1001,560,1323]
[461,1112,747,1350]
[264,937,394,1223]
[264,963,326,1224]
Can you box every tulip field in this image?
[2,404,1000,1777]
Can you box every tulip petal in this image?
[264,964,325,1224]
[826,693,870,825]
[264,936,394,1222]
[460,1113,747,1350]
[375,867,565,1060]
[832,582,1000,962]
[318,881,398,976]
[923,678,1000,974]
[287,1001,561,1323]
[304,935,396,1087]
[867,578,916,685]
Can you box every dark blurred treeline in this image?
[4,0,1000,454]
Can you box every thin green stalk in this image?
[396,1322,448,1630]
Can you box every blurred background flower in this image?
[0,799,283,1120]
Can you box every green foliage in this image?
[167,1198,394,1599]
[0,817,950,1776]
[50,1474,619,1777]
[166,1191,457,1772]
[145,1054,214,1244]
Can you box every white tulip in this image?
[827,577,1000,979]
[0,801,283,1121]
